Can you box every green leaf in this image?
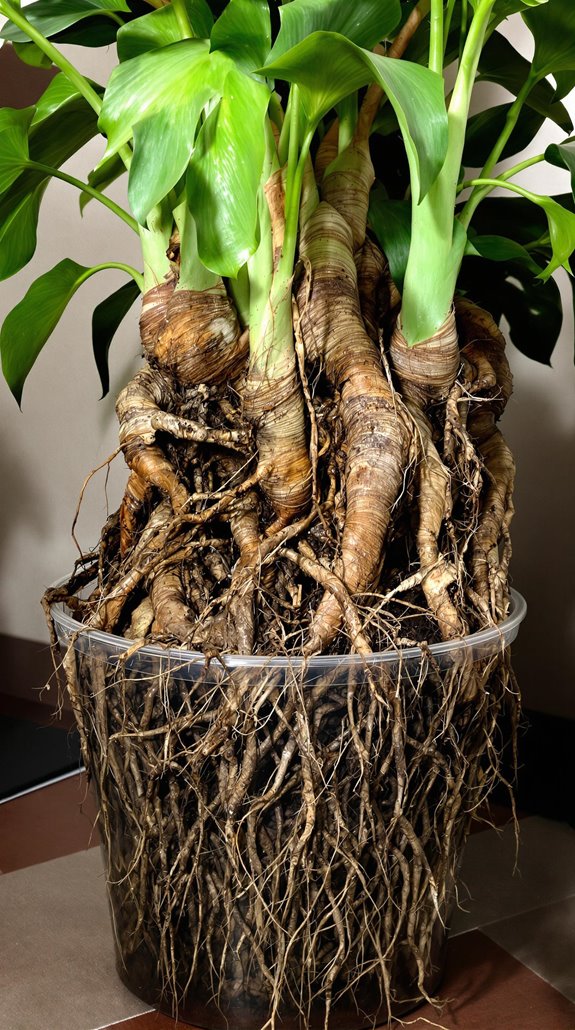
[80,151,125,213]
[0,91,99,279]
[92,279,140,397]
[535,195,575,279]
[477,31,573,132]
[129,106,207,225]
[463,103,545,167]
[0,184,45,282]
[187,68,270,277]
[211,0,271,71]
[523,0,575,80]
[100,38,220,156]
[457,255,562,366]
[0,0,130,42]
[545,139,575,200]
[12,40,54,68]
[0,107,34,193]
[269,0,401,61]
[552,70,575,101]
[368,190,411,291]
[117,0,213,62]
[262,32,448,201]
[464,233,543,276]
[0,259,94,403]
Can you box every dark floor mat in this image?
[0,715,82,801]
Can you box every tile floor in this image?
[1,763,574,1028]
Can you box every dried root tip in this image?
[150,566,195,642]
[120,471,151,556]
[228,490,261,654]
[140,280,175,356]
[243,353,312,527]
[409,404,467,640]
[320,138,375,251]
[116,364,188,513]
[154,288,248,386]
[455,297,513,420]
[390,308,460,406]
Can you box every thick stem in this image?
[401,0,496,345]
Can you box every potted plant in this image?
[0,0,571,1026]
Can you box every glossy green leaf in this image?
[100,39,223,156]
[92,279,140,397]
[368,191,411,291]
[80,151,125,213]
[458,254,562,366]
[0,91,99,279]
[269,0,401,61]
[211,0,271,71]
[263,33,448,201]
[463,103,545,167]
[523,0,575,80]
[535,195,575,279]
[464,193,549,246]
[0,259,94,403]
[187,68,270,276]
[31,73,95,125]
[0,0,130,42]
[0,108,34,193]
[129,105,209,224]
[477,31,573,132]
[552,70,575,101]
[117,0,213,62]
[0,184,45,282]
[464,233,542,275]
[545,139,575,199]
[12,40,54,68]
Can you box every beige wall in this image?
[0,21,573,716]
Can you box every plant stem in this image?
[28,161,139,232]
[0,0,102,116]
[80,262,144,292]
[460,69,538,228]
[337,94,357,153]
[172,0,194,38]
[459,153,546,192]
[401,0,496,344]
[429,0,444,74]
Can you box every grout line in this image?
[0,765,86,805]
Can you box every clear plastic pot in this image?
[51,588,526,1029]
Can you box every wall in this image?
[0,19,573,718]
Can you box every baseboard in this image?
[0,632,63,708]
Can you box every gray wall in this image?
[0,21,573,717]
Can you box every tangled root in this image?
[53,621,519,1029]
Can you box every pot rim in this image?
[50,578,527,670]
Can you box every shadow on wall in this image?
[0,43,57,107]
[506,378,575,720]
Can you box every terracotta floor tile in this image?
[99,932,575,1030]
[0,771,98,873]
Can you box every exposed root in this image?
[52,626,519,1029]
